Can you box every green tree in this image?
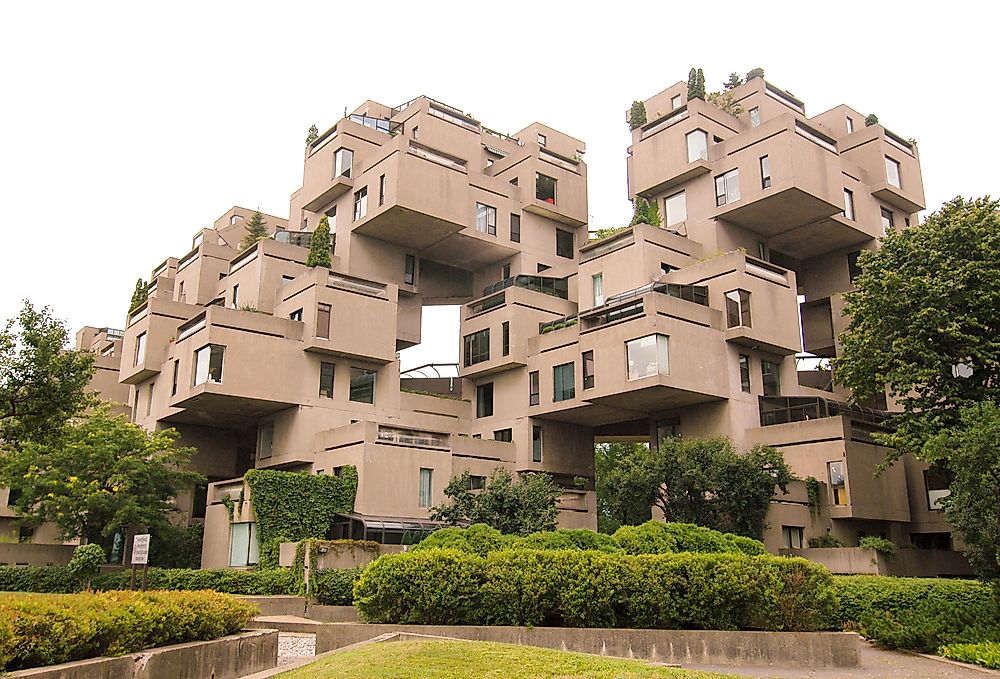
[628,101,647,130]
[431,467,560,536]
[835,197,1000,461]
[687,68,698,99]
[695,69,706,100]
[128,278,148,313]
[865,113,879,127]
[0,409,203,552]
[239,210,269,252]
[724,72,744,90]
[305,124,319,144]
[645,198,662,227]
[594,442,658,533]
[0,301,94,450]
[629,197,651,226]
[745,67,765,81]
[306,216,332,268]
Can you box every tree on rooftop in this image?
[687,68,698,100]
[629,101,647,131]
[305,124,319,145]
[128,278,148,313]
[629,197,651,226]
[694,69,706,100]
[745,67,765,81]
[865,114,879,127]
[306,216,332,268]
[431,468,560,536]
[239,211,269,252]
[724,73,744,90]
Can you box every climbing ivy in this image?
[805,476,821,521]
[245,468,358,569]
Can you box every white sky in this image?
[1,2,997,370]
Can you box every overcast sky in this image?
[1,2,996,369]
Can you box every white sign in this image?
[131,534,151,565]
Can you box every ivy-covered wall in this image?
[245,467,358,568]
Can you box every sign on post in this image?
[131,534,151,565]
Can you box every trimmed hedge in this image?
[412,522,765,557]
[0,565,80,593]
[311,567,363,605]
[354,549,837,631]
[93,567,299,595]
[834,576,1000,652]
[0,590,256,671]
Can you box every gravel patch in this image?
[278,632,316,667]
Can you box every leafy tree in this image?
[128,278,148,313]
[595,443,658,533]
[724,73,744,90]
[305,124,319,144]
[687,68,698,99]
[745,67,765,81]
[431,467,560,536]
[629,197,651,226]
[0,409,204,553]
[629,101,647,130]
[835,197,1000,461]
[924,402,1000,580]
[865,113,879,127]
[695,69,706,100]
[306,216,332,268]
[645,198,662,227]
[239,210,269,252]
[0,301,94,450]
[707,90,744,116]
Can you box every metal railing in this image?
[481,274,569,300]
[759,396,893,428]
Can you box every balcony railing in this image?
[596,281,709,310]
[539,315,578,334]
[376,426,449,449]
[102,327,125,340]
[481,274,569,300]
[348,114,400,134]
[759,396,893,428]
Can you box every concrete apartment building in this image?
[59,81,965,574]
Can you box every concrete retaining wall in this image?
[315,624,860,668]
[780,547,974,577]
[307,605,360,623]
[278,541,404,570]
[7,629,277,679]
[238,595,306,617]
[0,543,76,566]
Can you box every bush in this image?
[834,576,1000,652]
[0,565,79,593]
[354,548,837,632]
[66,544,105,587]
[413,524,512,557]
[940,642,1000,669]
[808,533,845,548]
[93,567,299,595]
[311,567,363,605]
[613,521,766,556]
[518,529,620,553]
[0,590,256,671]
[858,537,896,562]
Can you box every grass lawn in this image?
[278,639,742,679]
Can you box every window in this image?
[749,107,761,128]
[725,290,752,328]
[843,189,855,221]
[134,332,146,366]
[349,367,376,404]
[501,321,510,357]
[468,475,487,490]
[325,206,337,233]
[18,526,34,543]
[671,94,682,110]
[501,262,511,280]
[177,280,185,303]
[231,284,239,308]
[715,169,740,206]
[885,156,901,188]
[924,466,953,511]
[193,344,224,385]
[493,428,512,442]
[230,214,244,226]
[146,382,154,416]
[258,422,273,460]
[536,173,557,205]
[319,362,335,398]
[553,362,575,402]
[353,187,368,221]
[582,350,595,390]
[290,308,303,322]
[664,191,686,227]
[846,116,854,133]
[334,148,353,178]
[537,132,546,146]
[476,202,497,235]
[592,273,604,306]
[880,207,895,235]
[782,526,804,549]
[686,130,708,162]
[419,468,433,508]
[661,262,678,276]
[378,174,386,206]
[828,461,847,506]
[6,488,21,507]
[316,303,331,339]
[532,425,542,462]
[510,213,520,242]
[759,155,771,189]
[757,240,768,261]
[739,354,751,393]
[404,254,416,285]
[555,229,573,258]
[626,334,669,380]
[476,382,494,418]
[229,522,259,567]
[463,328,490,366]
[171,360,179,396]
[529,371,540,406]
[411,126,418,140]
[847,251,863,283]
[761,360,780,396]
[132,390,139,421]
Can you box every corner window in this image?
[759,155,771,189]
[229,522,260,567]
[761,360,780,396]
[353,187,368,221]
[782,526,804,549]
[750,107,761,128]
[463,328,490,366]
[536,173,557,205]
[193,344,224,385]
[319,362,335,398]
[404,254,416,285]
[258,422,273,460]
[671,94,682,110]
[349,367,376,404]
[316,303,331,339]
[715,169,740,206]
[230,214,244,226]
[828,461,847,506]
[528,371,539,406]
[885,156,901,189]
[582,351,595,390]
[626,334,669,380]
[686,129,708,163]
[290,308,303,322]
[664,191,686,227]
[501,321,510,357]
[419,468,433,508]
[553,362,575,402]
[739,354,751,393]
[880,207,895,235]
[555,229,574,258]
[592,273,604,307]
[334,148,353,178]
[924,466,952,511]
[725,290,752,328]
[476,203,497,236]
[134,332,146,366]
[532,425,542,462]
[844,189,855,221]
[510,213,521,242]
[476,382,494,418]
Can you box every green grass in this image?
[278,639,741,678]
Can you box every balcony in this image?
[303,174,353,213]
[301,273,398,364]
[119,297,194,385]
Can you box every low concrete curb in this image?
[316,623,862,668]
[6,629,277,679]
[237,595,307,617]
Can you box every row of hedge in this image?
[0,590,256,671]
[354,549,837,631]
[413,522,766,558]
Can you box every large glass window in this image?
[510,213,520,242]
[739,354,751,393]
[463,328,490,366]
[476,382,494,418]
[334,148,353,178]
[828,461,847,506]
[715,169,740,206]
[476,203,497,235]
[193,344,224,385]
[664,191,686,227]
[761,360,780,396]
[556,229,574,258]
[419,468,433,508]
[553,362,575,402]
[782,525,804,549]
[536,173,557,204]
[725,289,752,328]
[885,156,901,189]
[760,155,771,189]
[844,188,855,220]
[349,367,376,404]
[229,522,259,567]
[532,425,542,462]
[528,371,539,406]
[582,350,595,390]
[316,303,331,339]
[880,207,895,235]
[134,332,146,366]
[626,334,669,380]
[353,186,367,221]
[319,362,335,398]
[592,273,604,306]
[686,129,708,162]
